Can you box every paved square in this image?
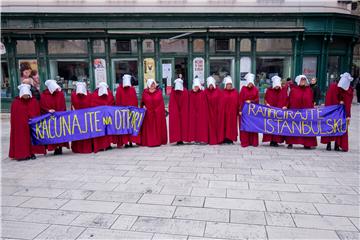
[1,105,359,239]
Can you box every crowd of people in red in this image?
[9,72,355,161]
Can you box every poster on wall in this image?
[193,57,204,85]
[94,58,107,87]
[162,63,172,95]
[143,58,156,86]
[19,59,40,90]
[302,57,317,79]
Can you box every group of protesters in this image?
[9,70,354,161]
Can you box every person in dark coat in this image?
[310,77,321,106]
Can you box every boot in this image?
[326,143,331,151]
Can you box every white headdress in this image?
[338,72,353,91]
[244,73,255,86]
[174,78,184,91]
[206,76,216,88]
[18,84,32,98]
[97,81,108,96]
[122,74,132,87]
[76,82,87,95]
[45,80,61,94]
[271,76,282,89]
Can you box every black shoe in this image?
[304,146,311,150]
[177,141,184,145]
[124,144,130,148]
[326,143,331,151]
[54,148,62,155]
[30,154,36,160]
[17,157,30,161]
[273,142,279,147]
[287,144,293,149]
[129,142,133,147]
[334,143,340,151]
[106,146,113,151]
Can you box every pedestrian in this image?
[71,82,93,153]
[286,75,317,149]
[262,76,289,147]
[222,76,239,144]
[310,77,321,105]
[169,78,189,145]
[40,80,69,155]
[115,74,139,148]
[9,84,46,161]
[91,82,115,152]
[139,79,168,147]
[188,77,209,144]
[239,73,259,147]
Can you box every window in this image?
[209,58,234,86]
[93,40,105,54]
[240,57,251,80]
[302,57,317,79]
[112,59,139,94]
[327,56,340,88]
[209,39,235,53]
[193,39,205,53]
[256,56,291,93]
[142,39,154,53]
[1,62,11,98]
[256,38,292,53]
[16,40,35,55]
[160,39,188,53]
[240,39,251,52]
[111,39,137,54]
[49,60,89,97]
[48,40,88,54]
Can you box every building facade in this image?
[1,0,360,111]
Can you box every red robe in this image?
[188,89,209,143]
[286,85,317,147]
[139,88,168,147]
[115,85,139,147]
[91,89,115,153]
[262,87,289,143]
[321,83,340,144]
[40,89,69,151]
[239,86,259,147]
[71,91,93,153]
[9,97,46,160]
[205,88,225,145]
[222,88,239,142]
[335,87,353,151]
[169,88,189,143]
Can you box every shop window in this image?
[49,60,89,97]
[111,39,137,54]
[48,40,88,54]
[18,59,40,89]
[193,39,205,53]
[209,39,235,53]
[327,56,340,87]
[256,38,292,53]
[256,56,291,93]
[302,56,317,79]
[16,40,36,55]
[209,58,234,86]
[93,40,105,54]
[240,39,251,52]
[142,39,154,53]
[160,39,188,53]
[113,59,139,94]
[1,62,11,98]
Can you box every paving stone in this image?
[86,190,142,203]
[336,231,360,240]
[13,187,66,198]
[265,200,318,214]
[34,225,85,240]
[191,187,226,197]
[293,214,358,231]
[78,228,153,239]
[20,197,68,210]
[2,206,34,221]
[114,203,176,218]
[138,194,175,205]
[57,189,94,200]
[205,197,265,211]
[227,189,280,201]
[1,195,31,206]
[266,226,339,239]
[60,200,120,213]
[205,222,267,239]
[278,192,328,203]
[2,220,49,240]
[172,196,205,207]
[111,215,138,230]
[230,210,266,225]
[314,203,360,218]
[265,212,295,227]
[23,209,80,225]
[174,206,229,222]
[70,212,119,228]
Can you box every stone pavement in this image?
[1,105,359,240]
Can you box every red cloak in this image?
[285,85,317,147]
[188,89,209,143]
[91,88,115,153]
[262,87,289,143]
[40,89,69,151]
[239,86,259,147]
[169,88,189,143]
[71,91,93,153]
[205,88,225,145]
[9,97,46,160]
[115,85,139,147]
[321,83,340,144]
[222,88,239,142]
[139,88,168,147]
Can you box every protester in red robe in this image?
[71,82,93,153]
[322,72,354,151]
[9,84,46,161]
[188,78,209,144]
[169,78,189,144]
[139,79,167,147]
[286,75,317,149]
[91,82,115,153]
[204,76,224,145]
[262,76,289,146]
[222,76,239,144]
[115,74,139,148]
[40,80,69,155]
[239,73,259,147]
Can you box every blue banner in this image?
[29,106,146,145]
[241,103,347,137]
